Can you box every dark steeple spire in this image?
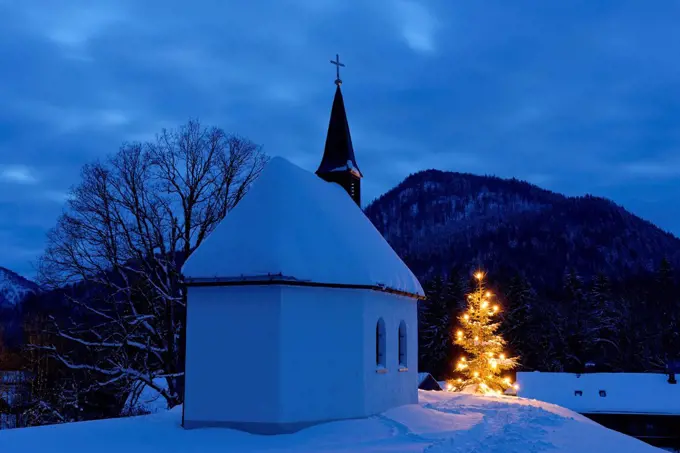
[316,54,363,206]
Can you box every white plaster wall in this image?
[362,292,419,415]
[184,286,282,424]
[279,286,365,423]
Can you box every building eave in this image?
[184,274,424,300]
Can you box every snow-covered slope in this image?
[0,391,657,452]
[0,267,38,307]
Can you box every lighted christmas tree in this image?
[452,271,518,394]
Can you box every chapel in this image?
[181,56,425,434]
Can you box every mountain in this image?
[365,169,680,286]
[0,267,39,307]
[366,170,680,375]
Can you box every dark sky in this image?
[1,0,679,278]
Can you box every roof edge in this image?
[184,275,424,300]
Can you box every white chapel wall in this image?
[184,285,283,424]
[279,286,365,423]
[362,291,418,415]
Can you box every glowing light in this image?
[475,271,484,280]
[446,383,453,391]
[513,384,520,390]
[473,371,479,377]
[457,378,462,383]
[504,377,511,384]
[491,360,497,369]
[481,301,489,309]
[485,291,492,297]
[499,354,505,360]
[493,305,499,312]
[461,357,466,362]
[474,336,479,341]
[463,314,470,321]
[457,330,463,337]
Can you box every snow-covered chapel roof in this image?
[182,157,424,298]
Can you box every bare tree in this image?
[36,120,268,410]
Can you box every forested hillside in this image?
[365,170,680,378]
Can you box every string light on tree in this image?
[452,270,519,394]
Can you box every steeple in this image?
[316,54,363,207]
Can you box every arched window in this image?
[398,321,407,368]
[376,318,386,368]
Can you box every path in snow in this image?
[419,393,567,452]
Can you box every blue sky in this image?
[0,0,679,278]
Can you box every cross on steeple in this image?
[330,54,345,86]
[317,54,362,206]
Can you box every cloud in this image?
[98,109,131,127]
[391,0,439,54]
[0,230,43,278]
[620,159,680,179]
[13,0,129,58]
[1,0,680,274]
[42,190,72,203]
[525,173,555,186]
[10,102,132,134]
[0,165,38,184]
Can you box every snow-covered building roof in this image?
[417,373,443,391]
[517,372,680,415]
[417,373,431,386]
[182,157,424,298]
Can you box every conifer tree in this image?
[655,258,678,357]
[419,276,450,376]
[453,271,518,393]
[588,273,620,367]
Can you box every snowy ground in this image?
[0,390,660,452]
